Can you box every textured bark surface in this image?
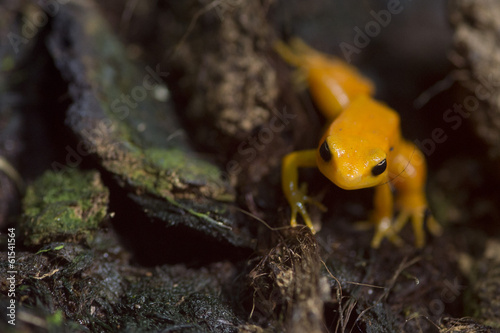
[450,0,500,157]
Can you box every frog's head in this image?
[316,135,388,190]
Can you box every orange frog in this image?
[276,38,442,248]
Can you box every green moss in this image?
[46,310,64,327]
[112,146,230,200]
[21,169,109,247]
[144,147,222,184]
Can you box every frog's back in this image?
[325,96,400,154]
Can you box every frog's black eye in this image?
[319,140,332,162]
[371,159,387,176]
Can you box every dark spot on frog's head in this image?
[319,140,332,162]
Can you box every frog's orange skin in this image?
[277,38,442,248]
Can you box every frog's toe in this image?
[425,210,443,236]
[290,207,298,228]
[393,210,411,233]
[371,217,403,248]
[289,203,317,234]
[300,207,317,234]
[304,196,327,212]
[394,208,442,248]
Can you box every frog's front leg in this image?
[282,150,326,233]
[370,182,402,248]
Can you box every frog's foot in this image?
[393,208,442,248]
[370,217,403,248]
[289,183,327,234]
[354,214,403,248]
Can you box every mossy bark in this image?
[43,0,252,248]
[20,169,109,247]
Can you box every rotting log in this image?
[249,229,326,332]
[450,0,500,158]
[43,0,254,248]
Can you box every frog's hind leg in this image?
[274,40,312,89]
[391,141,443,248]
[288,38,326,59]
